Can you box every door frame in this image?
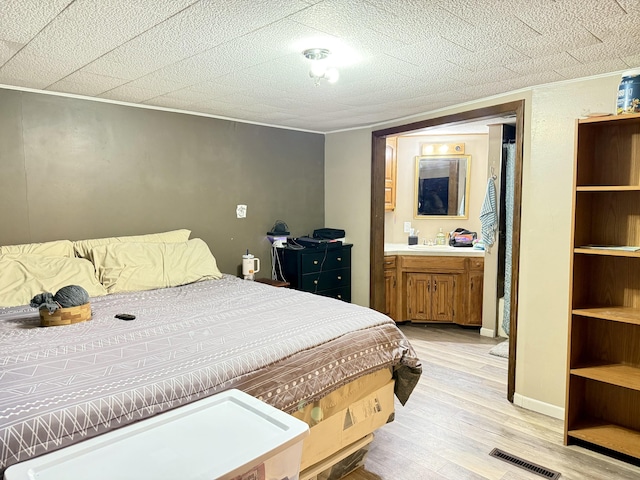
[369,100,525,402]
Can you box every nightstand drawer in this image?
[300,248,351,273]
[316,286,351,302]
[301,268,351,292]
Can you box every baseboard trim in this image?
[513,393,564,420]
[480,327,495,338]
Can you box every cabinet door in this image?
[431,274,455,322]
[465,271,484,325]
[384,269,397,320]
[385,137,397,211]
[406,273,430,321]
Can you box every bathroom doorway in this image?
[369,101,525,402]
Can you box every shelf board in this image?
[571,363,640,391]
[576,185,640,191]
[578,112,640,124]
[572,307,640,325]
[574,248,640,258]
[568,420,640,459]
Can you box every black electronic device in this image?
[115,313,136,321]
[295,236,342,248]
[313,228,345,240]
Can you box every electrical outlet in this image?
[236,204,247,218]
[403,222,412,233]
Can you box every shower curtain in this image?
[502,142,516,335]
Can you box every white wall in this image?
[385,134,488,244]
[325,73,621,413]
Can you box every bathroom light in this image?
[303,48,339,86]
[421,143,465,156]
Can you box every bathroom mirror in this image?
[415,154,471,218]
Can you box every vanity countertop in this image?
[384,243,485,257]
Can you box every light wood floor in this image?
[342,324,640,480]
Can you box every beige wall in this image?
[325,128,372,306]
[385,134,488,244]
[0,89,325,276]
[325,73,622,412]
[515,75,620,410]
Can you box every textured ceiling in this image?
[1,0,639,132]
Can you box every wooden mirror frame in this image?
[414,154,471,219]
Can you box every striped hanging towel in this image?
[480,177,498,249]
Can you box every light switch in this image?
[404,222,411,233]
[236,205,247,218]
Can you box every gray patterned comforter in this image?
[0,275,421,473]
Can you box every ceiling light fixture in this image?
[303,48,339,86]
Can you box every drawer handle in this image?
[314,280,318,285]
[337,275,342,280]
[337,257,342,262]
[384,261,393,265]
[313,260,319,265]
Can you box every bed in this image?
[0,231,421,478]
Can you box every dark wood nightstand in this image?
[276,244,352,302]
[255,278,290,288]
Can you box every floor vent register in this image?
[489,448,561,479]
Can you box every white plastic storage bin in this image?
[4,389,309,480]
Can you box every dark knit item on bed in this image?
[29,292,58,313]
[30,285,90,313]
[54,285,89,308]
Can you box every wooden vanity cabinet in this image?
[391,254,483,325]
[383,256,397,320]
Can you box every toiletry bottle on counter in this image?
[408,228,418,245]
[436,228,446,245]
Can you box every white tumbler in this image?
[242,253,260,280]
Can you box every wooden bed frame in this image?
[297,370,395,478]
